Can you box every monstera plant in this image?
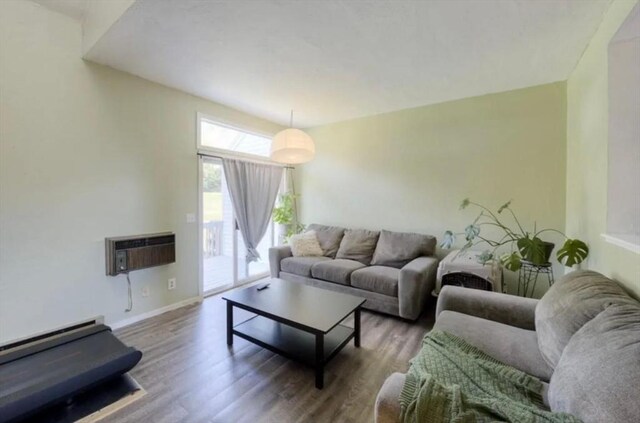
[440,199,589,271]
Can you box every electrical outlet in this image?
[168,278,176,290]
[186,213,196,223]
[141,286,150,297]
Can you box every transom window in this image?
[198,114,272,159]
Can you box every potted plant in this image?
[440,199,589,271]
[272,192,305,244]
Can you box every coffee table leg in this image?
[315,333,324,389]
[226,302,233,346]
[354,307,361,348]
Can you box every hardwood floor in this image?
[105,289,435,423]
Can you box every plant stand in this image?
[518,261,555,297]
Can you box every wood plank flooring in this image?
[105,288,435,423]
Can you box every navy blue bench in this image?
[0,324,142,423]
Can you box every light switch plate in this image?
[186,213,196,223]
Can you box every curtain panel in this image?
[221,158,283,262]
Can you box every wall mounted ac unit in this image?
[105,232,175,276]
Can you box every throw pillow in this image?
[370,230,436,269]
[548,301,640,422]
[289,231,323,257]
[306,224,346,258]
[535,270,635,369]
[336,229,380,265]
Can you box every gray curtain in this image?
[222,158,283,262]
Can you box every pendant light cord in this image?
[290,109,294,128]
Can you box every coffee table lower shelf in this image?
[232,315,355,387]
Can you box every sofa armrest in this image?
[398,256,439,320]
[268,245,292,278]
[375,372,405,423]
[435,285,538,330]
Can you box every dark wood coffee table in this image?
[222,278,366,389]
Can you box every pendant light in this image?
[270,110,315,164]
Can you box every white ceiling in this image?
[85,0,611,127]
[30,0,87,21]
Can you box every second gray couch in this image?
[375,270,640,422]
[269,224,439,320]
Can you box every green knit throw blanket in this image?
[399,331,582,423]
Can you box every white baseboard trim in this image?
[110,296,203,330]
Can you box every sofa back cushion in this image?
[370,230,436,269]
[548,301,640,422]
[535,270,634,368]
[336,229,380,265]
[306,224,346,258]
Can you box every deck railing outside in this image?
[203,220,224,258]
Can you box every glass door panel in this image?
[202,159,234,293]
[251,221,273,276]
[236,220,273,281]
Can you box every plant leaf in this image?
[273,192,297,224]
[440,231,456,249]
[517,236,547,265]
[464,224,480,241]
[477,250,494,265]
[557,239,589,267]
[283,223,306,244]
[497,200,512,214]
[460,198,471,210]
[500,252,522,271]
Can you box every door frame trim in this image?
[197,155,204,298]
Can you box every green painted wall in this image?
[0,0,283,342]
[566,0,640,298]
[298,82,567,297]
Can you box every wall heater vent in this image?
[105,232,175,276]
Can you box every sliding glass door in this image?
[200,157,275,295]
[197,113,279,295]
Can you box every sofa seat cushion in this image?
[306,224,346,258]
[281,256,332,277]
[549,302,640,423]
[351,266,399,297]
[311,259,365,285]
[371,230,436,269]
[336,229,380,265]
[535,270,635,368]
[435,310,553,381]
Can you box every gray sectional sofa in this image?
[269,224,439,320]
[375,270,640,423]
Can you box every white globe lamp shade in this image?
[270,128,315,164]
